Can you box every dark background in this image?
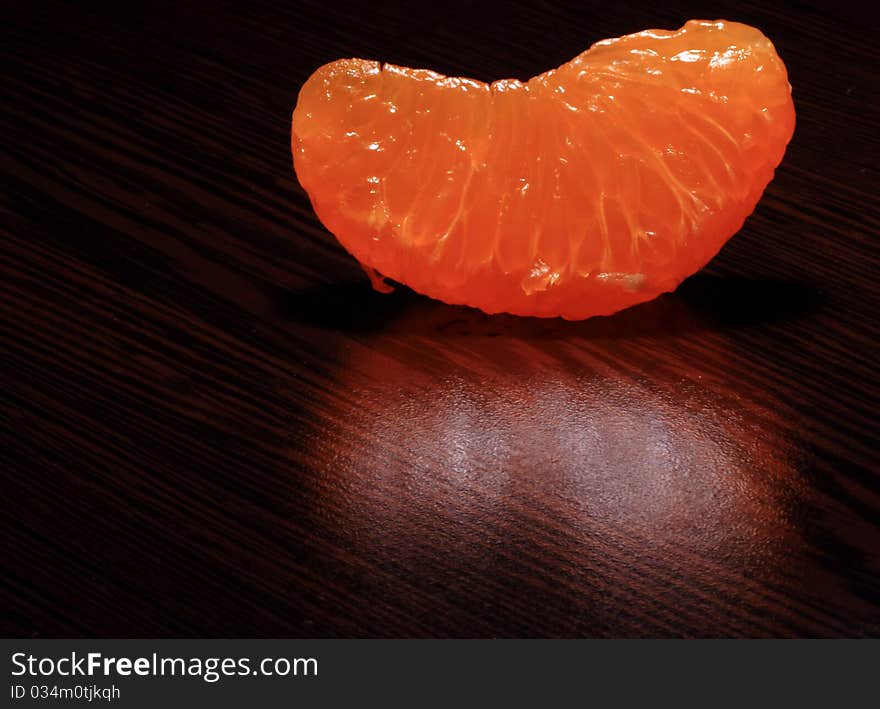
[2,0,878,637]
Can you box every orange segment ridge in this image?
[292,20,795,319]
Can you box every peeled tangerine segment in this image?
[292,20,795,320]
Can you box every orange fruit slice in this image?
[292,20,795,319]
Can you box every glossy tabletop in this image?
[2,0,878,636]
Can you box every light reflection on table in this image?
[299,329,816,634]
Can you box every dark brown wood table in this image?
[2,0,878,637]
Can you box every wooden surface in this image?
[2,0,878,638]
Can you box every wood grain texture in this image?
[1,0,878,637]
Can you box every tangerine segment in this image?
[292,20,795,319]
